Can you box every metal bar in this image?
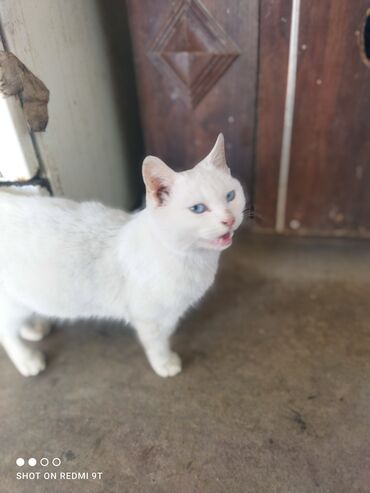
[275,0,301,232]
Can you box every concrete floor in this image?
[1,232,370,493]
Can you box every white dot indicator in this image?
[28,458,37,467]
[40,458,49,467]
[16,458,25,467]
[52,457,61,467]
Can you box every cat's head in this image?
[142,134,246,251]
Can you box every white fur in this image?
[0,135,246,377]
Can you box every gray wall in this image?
[0,0,143,209]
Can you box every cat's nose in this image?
[221,216,235,228]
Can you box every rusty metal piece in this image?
[0,51,49,131]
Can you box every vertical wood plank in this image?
[0,35,39,181]
[126,0,259,192]
[286,0,370,236]
[254,0,292,229]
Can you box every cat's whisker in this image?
[242,205,265,223]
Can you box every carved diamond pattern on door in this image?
[148,0,240,108]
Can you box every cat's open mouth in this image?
[211,231,233,249]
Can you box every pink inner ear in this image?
[157,184,169,204]
[149,176,170,206]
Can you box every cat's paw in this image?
[150,351,182,378]
[14,348,46,377]
[20,319,51,342]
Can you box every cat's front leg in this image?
[134,320,181,378]
[0,292,46,377]
[20,316,51,341]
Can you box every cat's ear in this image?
[142,156,176,207]
[206,133,229,172]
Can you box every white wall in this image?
[0,0,137,209]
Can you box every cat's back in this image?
[0,191,131,265]
[0,190,78,224]
[0,190,129,232]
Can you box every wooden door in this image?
[126,0,259,191]
[128,0,370,238]
[256,0,370,237]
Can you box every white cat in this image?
[0,134,245,377]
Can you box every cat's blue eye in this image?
[226,190,236,202]
[189,203,207,214]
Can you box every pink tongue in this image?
[220,232,231,241]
